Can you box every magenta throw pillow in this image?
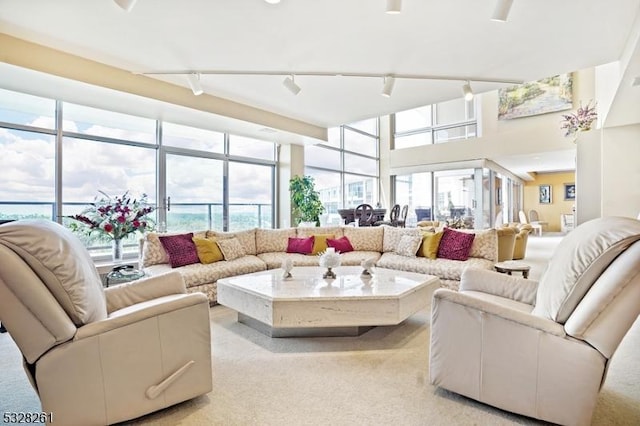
[436,228,476,261]
[159,233,200,268]
[286,236,315,254]
[326,236,354,253]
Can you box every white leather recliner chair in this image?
[0,220,212,425]
[430,216,640,426]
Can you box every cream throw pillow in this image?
[216,237,246,261]
[396,234,423,257]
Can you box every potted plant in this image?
[289,175,325,226]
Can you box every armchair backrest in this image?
[0,221,107,361]
[532,217,640,357]
[533,217,640,323]
[564,240,640,358]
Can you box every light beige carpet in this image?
[1,235,639,425]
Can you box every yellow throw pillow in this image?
[310,233,335,255]
[192,236,224,264]
[417,231,443,259]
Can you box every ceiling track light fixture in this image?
[381,76,396,97]
[462,81,474,101]
[386,0,402,14]
[113,0,137,12]
[264,0,281,4]
[186,73,204,96]
[491,0,514,22]
[135,70,523,97]
[283,75,302,95]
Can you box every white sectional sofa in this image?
[139,225,498,305]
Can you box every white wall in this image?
[602,124,640,218]
[575,130,602,224]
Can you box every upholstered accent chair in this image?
[512,223,532,260]
[0,220,212,425]
[502,223,532,260]
[496,227,516,261]
[430,216,640,425]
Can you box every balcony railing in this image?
[0,201,273,256]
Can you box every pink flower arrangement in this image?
[68,191,155,240]
[560,100,598,139]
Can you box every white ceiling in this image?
[1,0,639,176]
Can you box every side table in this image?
[105,265,145,287]
[494,260,531,279]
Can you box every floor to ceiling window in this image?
[165,154,224,232]
[0,87,276,259]
[393,164,522,229]
[0,89,56,221]
[305,119,380,225]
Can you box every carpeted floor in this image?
[1,234,639,425]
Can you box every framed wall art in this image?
[539,184,552,204]
[564,183,576,201]
[498,73,573,120]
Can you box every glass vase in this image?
[112,238,124,262]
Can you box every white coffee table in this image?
[217,266,440,337]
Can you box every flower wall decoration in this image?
[560,100,598,140]
[68,190,155,241]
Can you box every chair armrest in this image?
[104,271,187,314]
[75,292,208,340]
[460,267,538,305]
[433,288,564,337]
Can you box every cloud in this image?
[1,117,276,214]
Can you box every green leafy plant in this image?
[289,175,325,226]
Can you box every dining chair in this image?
[353,203,374,226]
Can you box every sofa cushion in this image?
[327,236,354,253]
[256,228,296,254]
[0,220,107,326]
[192,236,224,264]
[208,228,257,255]
[343,226,384,252]
[377,252,493,281]
[396,234,423,257]
[382,226,422,252]
[286,236,315,254]
[159,233,200,268]
[532,217,640,323]
[257,252,322,269]
[216,237,246,261]
[437,228,475,261]
[338,251,382,266]
[417,231,443,259]
[141,231,207,267]
[145,255,267,288]
[461,228,499,262]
